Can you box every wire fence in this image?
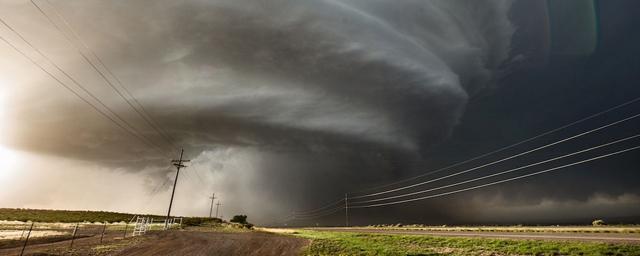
[0,219,180,256]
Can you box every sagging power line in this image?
[31,0,178,151]
[350,95,640,197]
[288,139,640,220]
[351,110,640,200]
[290,97,640,222]
[350,132,640,205]
[0,20,169,158]
[349,143,640,208]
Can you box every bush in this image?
[230,215,248,224]
[181,217,222,227]
[230,215,254,229]
[592,219,605,226]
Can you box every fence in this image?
[0,218,182,255]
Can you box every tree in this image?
[230,215,248,224]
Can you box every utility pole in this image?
[165,148,190,230]
[209,193,216,218]
[19,222,33,256]
[69,223,78,249]
[215,201,222,219]
[345,193,349,227]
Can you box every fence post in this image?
[20,223,27,239]
[100,222,107,244]
[123,223,128,238]
[19,222,33,256]
[69,223,79,249]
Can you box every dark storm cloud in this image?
[2,0,512,222]
[4,0,640,225]
[10,0,603,224]
[7,0,513,163]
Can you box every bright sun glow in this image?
[0,79,15,181]
[0,145,19,181]
[0,78,5,128]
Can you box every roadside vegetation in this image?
[361,224,640,234]
[294,230,640,256]
[230,214,255,229]
[0,208,161,223]
[0,208,214,224]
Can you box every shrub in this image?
[230,215,254,229]
[230,215,248,224]
[181,217,222,226]
[592,219,605,226]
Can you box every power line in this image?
[350,143,640,208]
[350,95,640,196]
[139,177,172,215]
[288,206,344,220]
[351,111,640,199]
[33,0,178,150]
[182,169,210,197]
[286,200,348,222]
[291,99,640,219]
[293,198,344,215]
[293,205,345,218]
[0,21,168,157]
[351,132,640,205]
[190,165,208,187]
[30,0,175,155]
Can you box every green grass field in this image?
[293,230,640,256]
[359,225,640,234]
[0,208,159,223]
[0,208,221,224]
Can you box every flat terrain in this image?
[308,227,640,244]
[0,229,308,256]
[2,225,640,255]
[110,230,308,256]
[293,229,640,255]
[0,230,136,255]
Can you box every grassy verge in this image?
[90,236,148,255]
[293,230,640,256]
[359,225,640,234]
[0,235,75,249]
[0,208,222,224]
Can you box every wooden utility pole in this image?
[69,223,79,249]
[215,201,222,219]
[209,193,216,218]
[165,148,190,230]
[345,193,349,227]
[19,222,33,256]
[100,223,107,244]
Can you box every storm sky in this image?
[0,0,639,226]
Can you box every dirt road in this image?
[0,231,133,256]
[109,230,308,256]
[308,228,640,244]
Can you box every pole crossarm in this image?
[165,148,190,230]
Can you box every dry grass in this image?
[360,225,640,234]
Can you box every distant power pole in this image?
[215,201,222,219]
[209,193,217,218]
[345,193,349,227]
[165,148,190,230]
